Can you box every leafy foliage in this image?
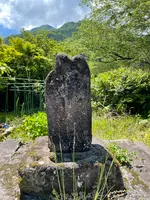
[91,67,150,116]
[75,20,150,68]
[79,0,150,68]
[81,0,150,34]
[108,143,136,166]
[11,112,48,141]
[22,112,47,138]
[0,64,12,76]
[0,35,59,79]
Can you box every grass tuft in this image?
[92,112,150,147]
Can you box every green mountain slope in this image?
[52,21,81,40]
[30,21,81,41]
[4,21,81,43]
[30,24,55,33]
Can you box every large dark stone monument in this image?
[18,54,125,200]
[45,54,92,152]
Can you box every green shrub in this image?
[108,143,136,166]
[22,112,47,138]
[11,112,48,141]
[91,67,150,116]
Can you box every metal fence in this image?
[0,77,45,122]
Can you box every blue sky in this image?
[0,25,19,38]
[0,0,89,38]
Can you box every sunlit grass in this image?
[92,112,150,147]
[2,110,150,147]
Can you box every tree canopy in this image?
[0,0,150,80]
[0,33,63,79]
[82,0,150,33]
[79,0,150,68]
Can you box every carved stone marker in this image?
[45,54,92,152]
[19,55,125,198]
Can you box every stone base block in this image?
[18,137,125,200]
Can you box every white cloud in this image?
[0,0,89,30]
[25,25,35,30]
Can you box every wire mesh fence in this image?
[0,77,45,123]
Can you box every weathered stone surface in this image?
[1,137,150,200]
[0,139,18,163]
[92,137,150,200]
[0,139,33,200]
[92,138,150,188]
[45,54,92,152]
[18,137,125,200]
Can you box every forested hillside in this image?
[30,21,81,40]
[3,21,81,43]
[0,0,150,116]
[30,25,54,33]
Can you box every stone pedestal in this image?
[45,54,92,152]
[18,55,125,200]
[19,137,125,200]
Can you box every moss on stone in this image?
[56,163,65,167]
[30,161,41,168]
[48,152,57,163]
[0,163,20,198]
[125,168,149,191]
[131,169,149,190]
[28,150,36,157]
